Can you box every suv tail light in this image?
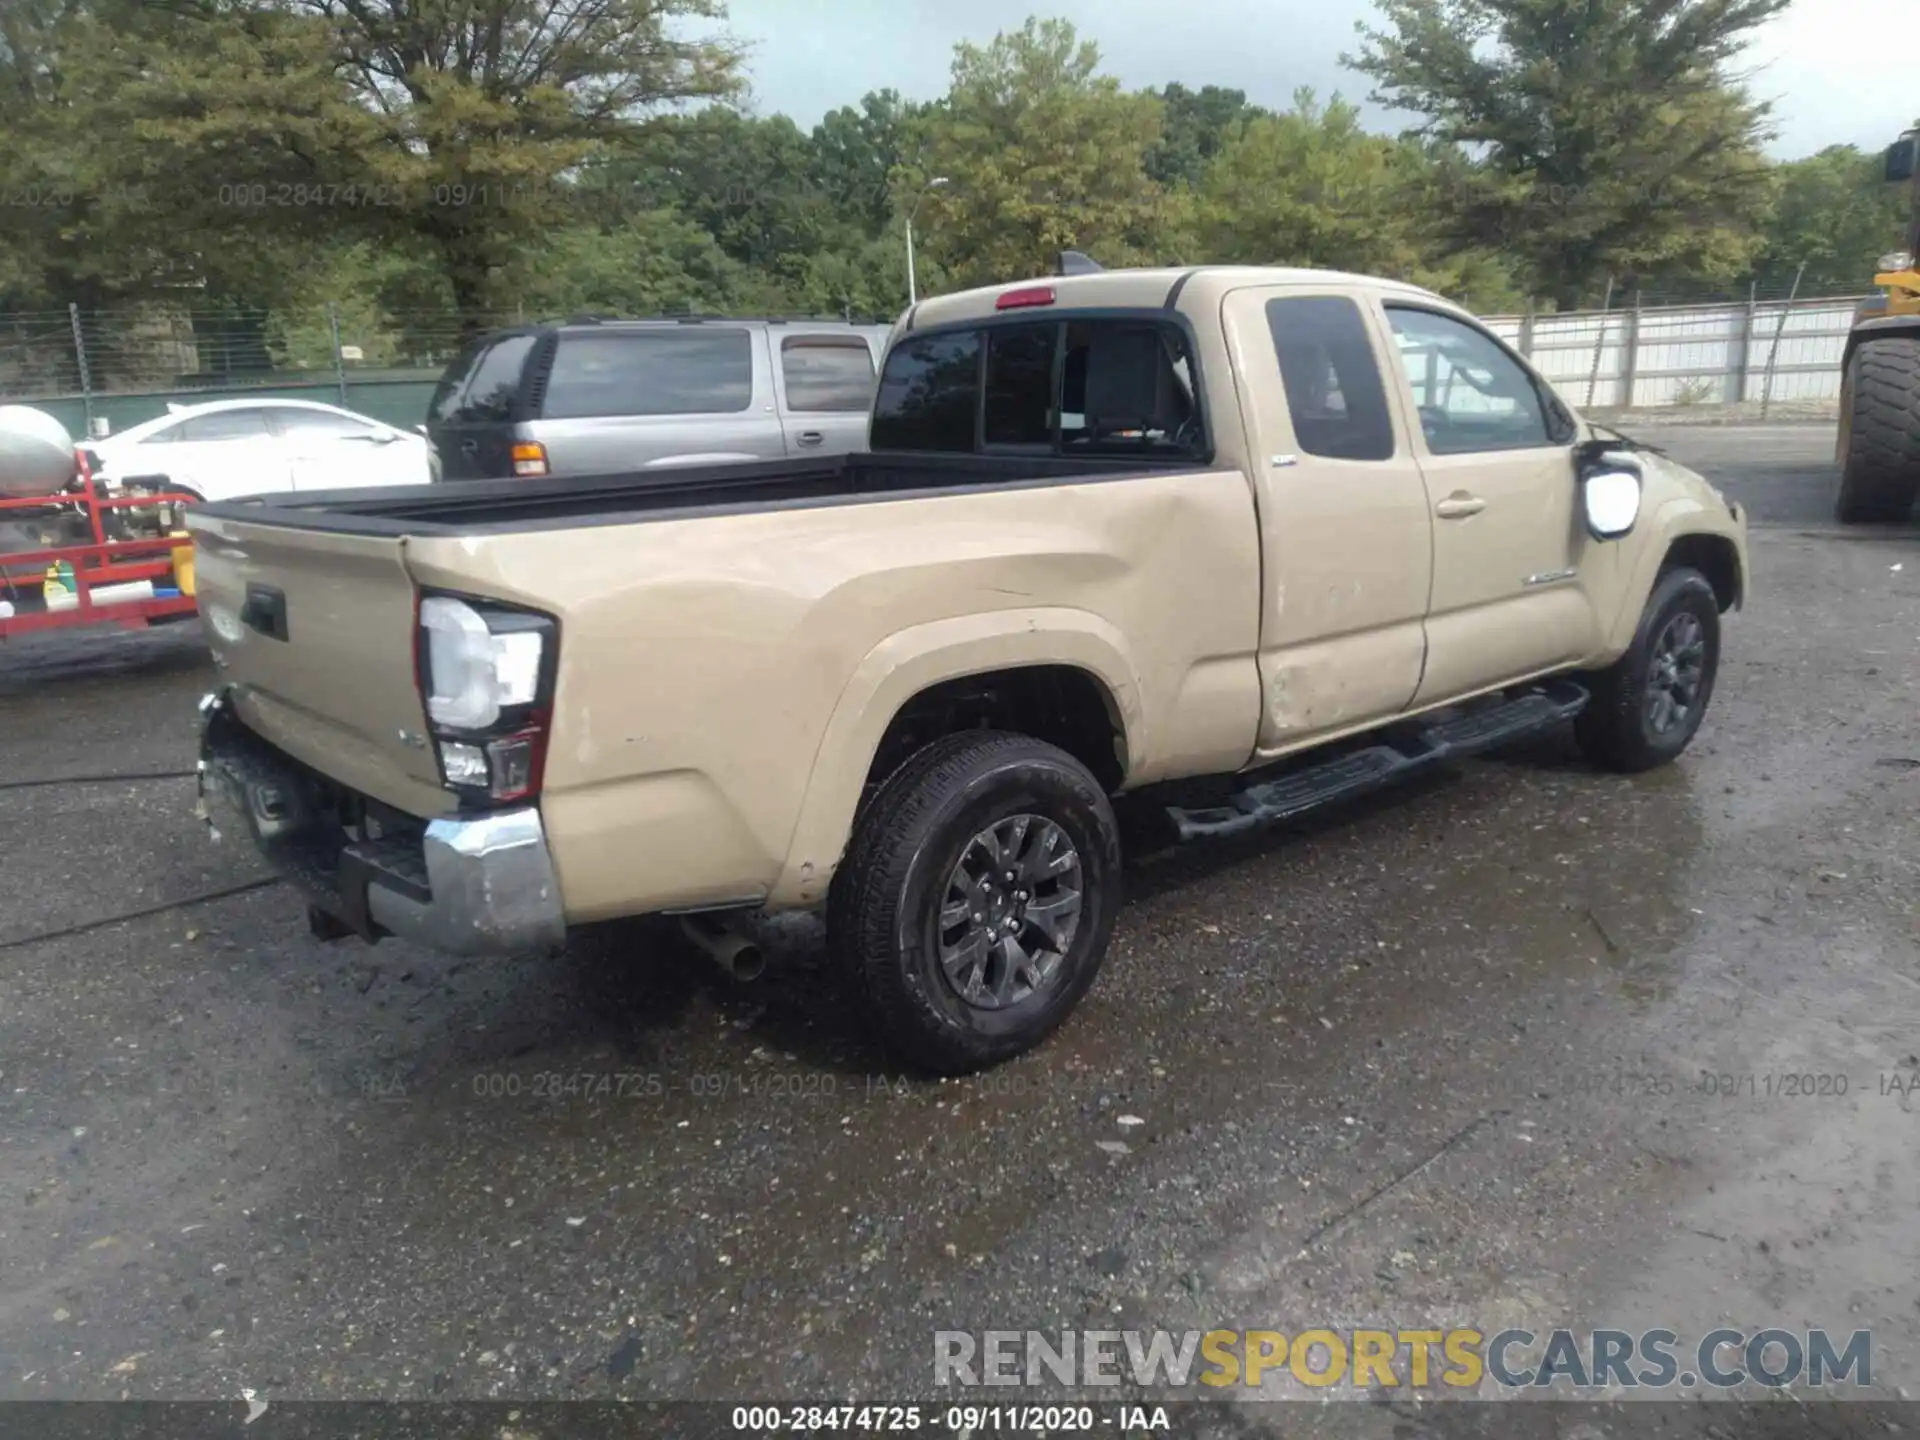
[416,593,558,805]
[510,441,549,478]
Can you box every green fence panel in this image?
[4,376,444,440]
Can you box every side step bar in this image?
[1166,678,1591,842]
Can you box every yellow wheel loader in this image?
[1836,128,1920,523]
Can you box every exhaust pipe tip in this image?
[725,940,764,990]
[678,916,767,983]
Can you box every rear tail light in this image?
[510,441,549,478]
[416,593,558,805]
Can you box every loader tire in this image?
[1836,337,1920,523]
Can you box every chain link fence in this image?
[0,303,498,437]
[0,279,1875,438]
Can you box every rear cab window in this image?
[871,315,1205,459]
[870,331,982,451]
[540,329,753,419]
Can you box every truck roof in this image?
[904,265,1451,335]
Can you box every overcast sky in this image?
[719,0,1911,161]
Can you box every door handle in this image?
[1435,492,1486,519]
[796,431,824,447]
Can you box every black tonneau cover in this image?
[190,451,1207,539]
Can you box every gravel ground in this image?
[0,426,1915,1433]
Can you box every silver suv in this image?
[425,316,892,482]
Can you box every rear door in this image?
[428,332,539,481]
[190,510,452,815]
[773,329,880,455]
[1223,284,1436,755]
[522,325,783,475]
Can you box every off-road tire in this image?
[829,730,1121,1075]
[1575,566,1721,774]
[1836,339,1920,523]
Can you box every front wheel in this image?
[1575,566,1721,773]
[829,730,1122,1075]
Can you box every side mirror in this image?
[1574,440,1643,541]
[1886,134,1918,184]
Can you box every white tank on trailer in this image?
[0,404,79,498]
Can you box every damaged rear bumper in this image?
[196,690,566,956]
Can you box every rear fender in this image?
[769,609,1142,908]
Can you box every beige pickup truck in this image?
[190,262,1750,1072]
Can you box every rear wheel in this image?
[830,730,1121,1075]
[1575,567,1721,774]
[1836,338,1920,523]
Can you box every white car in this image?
[87,398,431,502]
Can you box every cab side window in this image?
[1265,296,1396,461]
[1384,306,1552,454]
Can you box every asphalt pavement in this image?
[0,425,1915,1430]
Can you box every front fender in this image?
[1602,493,1748,656]
[767,608,1143,907]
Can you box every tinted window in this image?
[781,338,876,412]
[1385,307,1550,454]
[983,323,1055,446]
[1265,296,1395,462]
[266,407,374,438]
[870,331,981,451]
[428,339,488,424]
[176,409,270,441]
[542,330,753,419]
[455,334,537,425]
[1057,321,1200,456]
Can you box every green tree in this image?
[496,210,747,316]
[283,0,746,319]
[1348,0,1788,308]
[1195,92,1522,309]
[1146,82,1267,189]
[913,17,1180,290]
[810,89,928,231]
[4,0,744,323]
[1754,145,1914,295]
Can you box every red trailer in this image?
[0,455,200,638]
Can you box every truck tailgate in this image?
[188,511,453,816]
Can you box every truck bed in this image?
[192,451,1202,536]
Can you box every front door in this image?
[1377,303,1601,705]
[1227,285,1435,758]
[163,407,291,501]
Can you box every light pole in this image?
[904,176,948,305]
